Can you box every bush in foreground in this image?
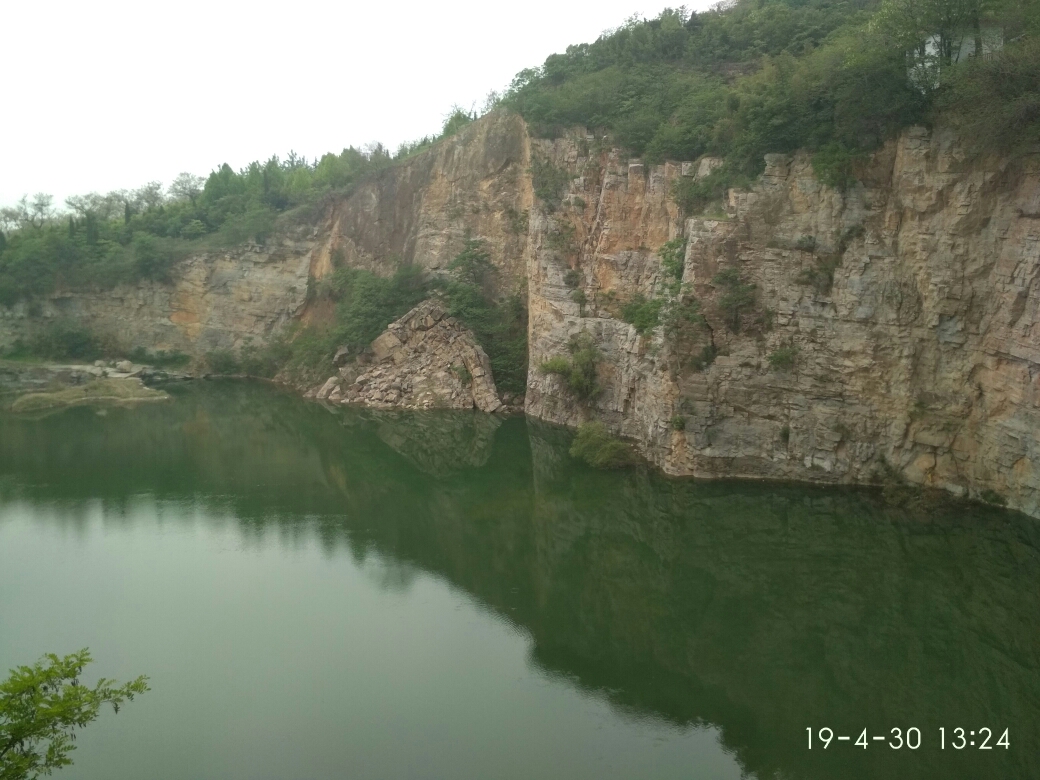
[0,650,148,780]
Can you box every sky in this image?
[1,0,713,209]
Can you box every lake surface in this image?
[0,381,1037,780]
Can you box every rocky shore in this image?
[309,300,524,414]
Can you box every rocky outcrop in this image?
[314,111,533,297]
[315,300,502,412]
[1,112,532,358]
[0,238,315,356]
[524,126,1040,518]
[5,111,1039,517]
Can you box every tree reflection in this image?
[1,381,1037,780]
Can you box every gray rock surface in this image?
[319,300,502,413]
[524,124,1040,517]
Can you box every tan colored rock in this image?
[696,156,724,179]
[6,111,1039,518]
[0,238,313,357]
[328,299,501,413]
[370,331,403,363]
[316,377,340,400]
[523,122,1040,519]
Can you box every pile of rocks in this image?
[314,299,503,413]
[86,360,190,383]
[89,359,141,378]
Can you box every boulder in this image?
[324,299,501,412]
[316,376,340,400]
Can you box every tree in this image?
[712,267,757,332]
[64,193,120,222]
[5,195,55,231]
[168,173,204,207]
[540,329,602,402]
[28,195,53,229]
[0,209,18,234]
[132,182,165,212]
[441,106,475,138]
[0,650,148,780]
[132,233,174,280]
[872,0,990,90]
[448,238,495,287]
[284,150,308,170]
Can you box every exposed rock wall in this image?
[4,112,1039,517]
[0,239,315,355]
[314,111,533,296]
[525,126,1040,518]
[0,111,533,358]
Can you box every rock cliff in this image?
[524,125,1040,518]
[0,239,315,354]
[3,113,1038,517]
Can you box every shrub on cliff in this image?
[127,347,191,368]
[27,322,102,361]
[937,36,1040,154]
[442,239,529,394]
[768,344,798,370]
[530,158,571,213]
[205,350,240,375]
[569,422,635,469]
[333,265,431,355]
[712,267,757,333]
[540,330,601,402]
[621,294,663,334]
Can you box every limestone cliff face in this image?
[313,111,533,296]
[4,112,1038,517]
[0,112,533,356]
[0,238,315,355]
[525,126,1040,518]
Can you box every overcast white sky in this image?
[1,0,713,209]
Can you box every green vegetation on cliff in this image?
[442,239,529,394]
[540,330,602,402]
[505,0,1039,206]
[240,238,528,394]
[0,110,478,306]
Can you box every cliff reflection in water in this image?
[0,381,1037,780]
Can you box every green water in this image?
[0,382,1037,780]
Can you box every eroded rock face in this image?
[523,125,1040,518]
[315,300,502,413]
[6,111,1039,518]
[314,111,533,298]
[0,238,315,356]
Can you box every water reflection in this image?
[1,381,1037,780]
